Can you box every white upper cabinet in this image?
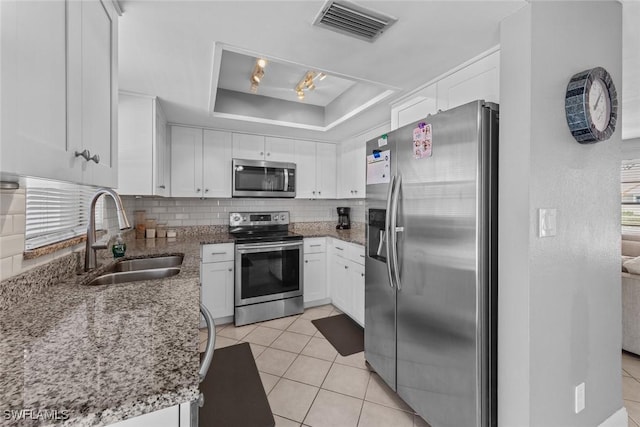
[171,126,232,198]
[390,49,499,130]
[436,50,499,111]
[202,129,232,198]
[294,141,336,199]
[294,140,317,199]
[117,93,168,196]
[0,0,118,186]
[338,139,366,199]
[315,143,337,199]
[232,134,294,162]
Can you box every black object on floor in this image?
[199,342,275,427]
[312,314,364,356]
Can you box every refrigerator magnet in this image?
[413,123,432,159]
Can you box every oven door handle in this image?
[236,241,303,251]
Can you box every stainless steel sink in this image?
[84,267,181,286]
[82,255,184,286]
[110,255,184,272]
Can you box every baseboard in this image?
[598,407,629,427]
[304,298,332,309]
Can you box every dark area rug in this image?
[199,342,274,427]
[312,314,364,356]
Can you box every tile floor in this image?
[199,304,429,427]
[201,307,640,426]
[623,351,640,427]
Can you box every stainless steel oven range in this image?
[230,211,304,326]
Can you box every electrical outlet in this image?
[539,208,557,238]
[575,382,585,413]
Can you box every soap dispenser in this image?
[111,233,127,258]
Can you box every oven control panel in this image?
[229,211,290,227]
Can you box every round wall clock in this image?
[565,66,617,144]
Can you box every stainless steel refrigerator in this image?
[364,100,498,427]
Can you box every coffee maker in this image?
[336,207,351,230]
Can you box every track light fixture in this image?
[294,71,327,101]
[249,58,267,92]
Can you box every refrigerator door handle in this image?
[385,175,396,289]
[390,174,403,291]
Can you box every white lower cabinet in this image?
[200,243,235,320]
[107,405,179,427]
[327,239,365,326]
[303,238,327,304]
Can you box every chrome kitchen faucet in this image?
[84,188,131,271]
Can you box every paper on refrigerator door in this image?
[366,150,391,184]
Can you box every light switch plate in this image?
[539,208,557,238]
[575,382,585,413]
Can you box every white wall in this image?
[499,2,623,426]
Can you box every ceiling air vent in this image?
[312,0,398,43]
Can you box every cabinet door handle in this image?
[335,247,344,251]
[90,153,100,164]
[228,268,232,272]
[361,273,364,277]
[159,185,166,189]
[305,260,309,263]
[196,188,201,193]
[350,190,354,194]
[354,190,358,194]
[344,265,348,269]
[360,254,365,258]
[267,152,270,156]
[318,191,321,195]
[312,191,316,195]
[205,189,209,193]
[310,244,321,247]
[211,252,227,255]
[260,151,264,156]
[75,149,91,161]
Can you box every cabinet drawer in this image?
[331,240,365,265]
[201,243,234,263]
[304,238,326,254]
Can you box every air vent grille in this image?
[313,1,397,42]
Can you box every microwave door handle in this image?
[284,169,289,192]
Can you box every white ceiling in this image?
[117,1,527,142]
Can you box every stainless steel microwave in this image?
[232,159,296,198]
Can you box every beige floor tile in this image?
[268,378,319,422]
[331,307,343,315]
[322,363,371,399]
[284,354,332,387]
[627,399,640,425]
[243,326,283,347]
[274,415,301,427]
[626,369,633,378]
[316,304,335,312]
[358,401,414,427]
[215,323,230,332]
[301,307,335,320]
[287,318,319,336]
[260,315,299,330]
[199,328,208,342]
[217,323,257,340]
[335,351,368,370]
[630,416,640,427]
[259,371,280,395]
[624,377,640,402]
[213,336,238,349]
[271,331,313,354]
[624,352,640,379]
[414,414,431,427]
[244,342,267,359]
[304,389,363,427]
[365,373,413,412]
[301,337,338,362]
[256,347,298,376]
[198,340,206,353]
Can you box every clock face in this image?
[588,78,611,132]
[565,67,617,144]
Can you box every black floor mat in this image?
[312,314,364,356]
[199,342,274,427]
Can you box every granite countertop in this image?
[0,233,231,427]
[0,225,360,427]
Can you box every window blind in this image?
[25,178,103,250]
[622,160,640,236]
